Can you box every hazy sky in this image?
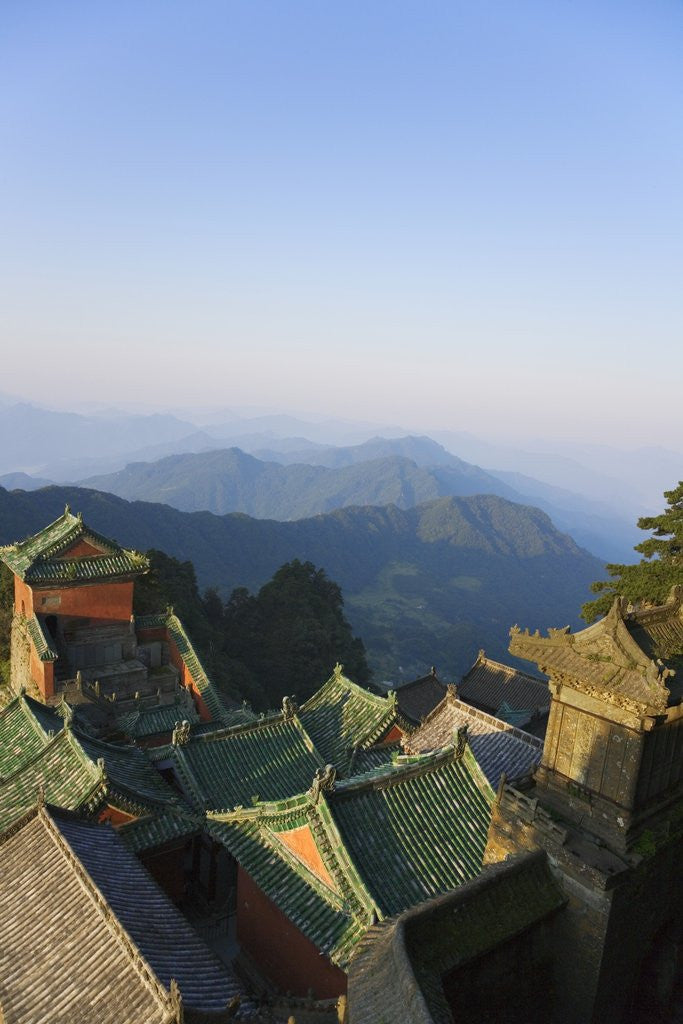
[1,1,682,444]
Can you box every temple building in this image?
[404,682,543,788]
[1,507,247,738]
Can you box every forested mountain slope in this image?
[0,485,604,680]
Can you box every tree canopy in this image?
[582,481,683,623]
[134,551,370,709]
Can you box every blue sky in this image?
[1,1,682,443]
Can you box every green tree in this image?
[225,560,370,707]
[582,481,683,622]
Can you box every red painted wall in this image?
[16,576,135,621]
[236,867,347,999]
[14,577,33,617]
[166,636,212,722]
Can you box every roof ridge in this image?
[300,670,389,713]
[334,743,462,794]
[0,506,78,556]
[38,805,179,1021]
[466,652,545,684]
[19,691,56,744]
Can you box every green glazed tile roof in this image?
[299,670,403,773]
[329,745,494,918]
[350,743,400,775]
[207,790,374,968]
[114,700,201,739]
[117,808,202,854]
[77,732,185,813]
[0,507,148,584]
[26,616,59,661]
[210,817,367,966]
[169,714,323,811]
[0,692,59,779]
[209,743,495,966]
[0,693,188,840]
[0,728,106,832]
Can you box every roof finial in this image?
[333,662,343,679]
[64,503,71,517]
[454,724,469,759]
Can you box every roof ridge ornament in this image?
[454,724,469,759]
[645,659,675,687]
[333,662,343,680]
[309,764,336,804]
[172,720,192,746]
[282,695,298,721]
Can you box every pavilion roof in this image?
[0,506,148,585]
[159,711,324,812]
[509,590,683,716]
[0,804,243,1023]
[208,740,494,965]
[458,650,549,723]
[299,667,407,772]
[394,668,447,725]
[404,686,543,788]
[330,745,493,918]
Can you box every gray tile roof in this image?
[55,810,243,1014]
[395,669,447,725]
[405,688,542,788]
[0,806,179,1024]
[458,651,549,721]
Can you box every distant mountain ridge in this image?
[0,484,604,681]
[79,445,521,520]
[78,438,637,560]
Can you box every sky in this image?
[1,1,682,445]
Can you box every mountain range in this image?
[0,484,604,682]
[78,437,639,561]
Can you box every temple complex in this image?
[0,509,681,1022]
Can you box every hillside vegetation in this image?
[0,485,604,681]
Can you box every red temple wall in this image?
[381,724,404,744]
[27,581,135,621]
[14,578,33,617]
[236,867,347,999]
[166,637,212,722]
